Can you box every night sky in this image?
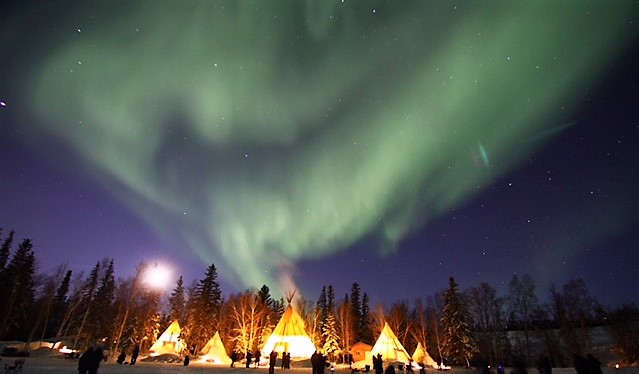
[1,1,638,308]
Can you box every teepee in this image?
[200,331,232,365]
[261,302,316,358]
[370,322,411,364]
[412,342,438,369]
[149,320,185,356]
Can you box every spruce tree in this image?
[187,263,222,352]
[90,259,116,344]
[168,275,186,324]
[350,283,362,341]
[360,293,373,344]
[0,230,15,321]
[74,261,101,347]
[441,277,477,367]
[48,269,73,337]
[0,238,36,339]
[0,230,14,271]
[257,284,273,308]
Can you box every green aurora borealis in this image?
[7,1,637,291]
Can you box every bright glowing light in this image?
[143,263,172,289]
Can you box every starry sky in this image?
[1,1,638,308]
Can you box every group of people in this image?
[116,345,140,365]
[77,346,104,374]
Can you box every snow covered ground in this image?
[7,356,639,374]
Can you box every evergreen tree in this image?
[441,277,477,367]
[350,283,362,341]
[0,239,36,339]
[186,263,223,352]
[0,230,14,271]
[257,284,273,308]
[89,259,116,344]
[0,230,15,328]
[273,297,285,317]
[360,293,373,344]
[48,269,73,337]
[168,276,186,324]
[323,310,340,360]
[256,284,275,349]
[74,261,101,347]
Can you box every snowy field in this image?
[6,356,639,374]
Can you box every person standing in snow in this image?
[87,347,104,374]
[246,350,253,368]
[269,351,278,374]
[78,347,93,374]
[130,345,140,365]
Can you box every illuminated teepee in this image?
[149,320,185,356]
[412,342,438,369]
[370,322,411,364]
[261,298,316,359]
[200,331,232,365]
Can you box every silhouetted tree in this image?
[89,259,116,344]
[0,229,14,271]
[360,292,373,344]
[48,269,73,338]
[0,238,36,340]
[548,278,600,355]
[168,276,186,324]
[350,283,362,341]
[608,303,639,365]
[184,263,223,353]
[467,282,510,367]
[508,273,538,363]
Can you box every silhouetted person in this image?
[587,354,602,374]
[573,354,588,374]
[87,347,104,374]
[312,351,322,374]
[256,350,262,367]
[374,354,384,374]
[231,351,238,368]
[269,350,278,374]
[131,345,140,365]
[385,365,396,374]
[246,350,253,368]
[78,347,94,374]
[319,353,327,374]
[184,355,191,366]
[282,352,291,369]
[116,350,126,364]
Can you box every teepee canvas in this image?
[200,331,232,365]
[261,303,316,359]
[149,320,185,356]
[412,342,438,369]
[370,322,411,364]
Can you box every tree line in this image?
[0,228,637,367]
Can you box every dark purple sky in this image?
[1,1,638,308]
